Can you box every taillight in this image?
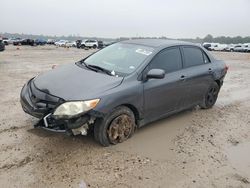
[225,65,229,72]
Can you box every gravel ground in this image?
[0,46,250,188]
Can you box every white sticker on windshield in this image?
[129,66,135,69]
[111,70,116,76]
[135,49,152,56]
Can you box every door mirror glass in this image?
[147,69,165,79]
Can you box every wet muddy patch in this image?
[112,110,193,161]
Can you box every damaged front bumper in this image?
[20,78,100,135]
[35,113,94,135]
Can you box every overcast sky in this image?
[1,0,250,38]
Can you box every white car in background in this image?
[7,38,22,44]
[243,43,250,52]
[81,39,98,48]
[65,41,76,47]
[55,40,68,47]
[233,44,245,52]
[209,43,227,51]
[224,44,236,52]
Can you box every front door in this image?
[143,47,188,122]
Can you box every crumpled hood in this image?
[33,63,123,100]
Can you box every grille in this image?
[28,80,63,110]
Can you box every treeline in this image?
[119,35,250,44]
[1,32,250,44]
[180,34,250,44]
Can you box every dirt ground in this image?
[0,45,250,188]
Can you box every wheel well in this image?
[122,104,140,125]
[215,80,221,87]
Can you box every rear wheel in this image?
[94,106,135,146]
[200,82,219,109]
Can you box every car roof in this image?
[121,39,193,48]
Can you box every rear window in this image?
[183,47,204,67]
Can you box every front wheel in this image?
[200,82,219,109]
[94,106,136,146]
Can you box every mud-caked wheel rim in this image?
[206,87,218,106]
[107,114,134,144]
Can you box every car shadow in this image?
[27,126,99,146]
[111,107,198,160]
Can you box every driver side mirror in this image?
[146,69,165,79]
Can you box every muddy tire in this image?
[94,106,135,146]
[200,82,219,109]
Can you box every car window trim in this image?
[202,51,211,64]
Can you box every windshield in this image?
[83,43,154,76]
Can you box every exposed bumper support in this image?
[35,113,93,135]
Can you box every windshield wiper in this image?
[87,64,113,76]
[79,60,114,76]
[79,60,98,72]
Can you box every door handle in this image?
[208,68,212,73]
[180,75,186,81]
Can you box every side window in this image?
[183,47,204,67]
[149,47,182,73]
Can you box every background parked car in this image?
[0,39,5,51]
[202,43,211,50]
[47,39,55,45]
[65,41,76,47]
[2,37,9,45]
[209,43,227,51]
[7,38,21,44]
[55,40,68,47]
[81,39,98,48]
[97,41,104,49]
[34,39,47,45]
[224,44,235,52]
[243,43,250,52]
[76,40,82,48]
[233,44,245,52]
[14,39,34,46]
[12,38,23,45]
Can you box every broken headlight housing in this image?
[53,99,100,119]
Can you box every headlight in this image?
[53,99,100,119]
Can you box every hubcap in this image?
[107,114,134,144]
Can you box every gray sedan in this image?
[20,39,228,146]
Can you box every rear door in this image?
[143,47,189,122]
[181,46,214,106]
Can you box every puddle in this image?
[226,142,250,177]
[111,110,192,161]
